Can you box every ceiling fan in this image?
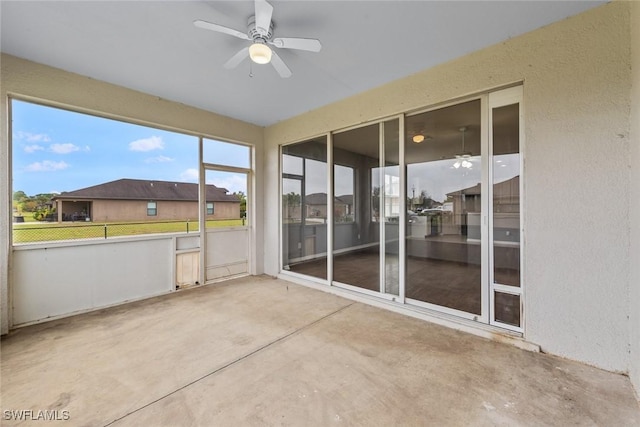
[194,0,322,78]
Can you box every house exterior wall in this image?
[264,1,634,378]
[89,200,239,222]
[629,0,640,399]
[0,53,264,334]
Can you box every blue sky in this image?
[11,100,248,196]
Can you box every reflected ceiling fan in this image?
[194,0,322,78]
[453,127,476,169]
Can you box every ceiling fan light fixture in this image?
[249,42,272,64]
[412,134,425,144]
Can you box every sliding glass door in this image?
[332,123,380,292]
[280,87,523,332]
[405,100,483,317]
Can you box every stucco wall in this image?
[264,2,633,374]
[89,200,239,222]
[629,0,640,399]
[0,54,263,334]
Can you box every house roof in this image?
[53,179,240,203]
[447,176,519,197]
[304,193,353,206]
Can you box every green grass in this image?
[12,219,245,244]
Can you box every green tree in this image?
[13,190,27,202]
[234,191,247,218]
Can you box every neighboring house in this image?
[51,178,240,222]
[283,192,353,222]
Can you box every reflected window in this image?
[335,165,354,223]
[281,137,328,279]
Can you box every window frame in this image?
[146,201,157,217]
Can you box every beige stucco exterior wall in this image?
[0,54,263,334]
[87,200,239,222]
[629,0,640,398]
[264,2,634,375]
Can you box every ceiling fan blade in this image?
[224,47,250,69]
[254,0,273,35]
[271,37,322,52]
[270,51,292,78]
[194,20,250,41]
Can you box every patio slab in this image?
[2,275,638,426]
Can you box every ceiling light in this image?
[413,134,425,144]
[249,42,272,64]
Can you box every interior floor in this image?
[290,250,483,315]
[2,276,638,425]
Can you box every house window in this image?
[147,201,157,216]
[206,202,214,215]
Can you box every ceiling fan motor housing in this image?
[248,16,273,42]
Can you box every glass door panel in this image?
[282,138,328,279]
[490,87,523,330]
[405,100,482,315]
[333,123,380,292]
[492,103,521,287]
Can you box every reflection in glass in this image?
[405,100,482,314]
[492,103,521,288]
[281,138,328,279]
[333,124,380,291]
[495,292,520,326]
[383,119,400,295]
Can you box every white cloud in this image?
[206,174,246,194]
[179,168,199,182]
[128,136,164,152]
[145,155,174,163]
[50,143,81,154]
[25,160,69,172]
[15,131,51,142]
[24,144,44,153]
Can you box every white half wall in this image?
[264,2,634,375]
[629,0,640,398]
[12,238,173,325]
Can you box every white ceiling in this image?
[1,0,605,127]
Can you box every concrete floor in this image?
[2,276,639,426]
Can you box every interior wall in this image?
[629,0,640,399]
[0,53,264,334]
[264,2,633,374]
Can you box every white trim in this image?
[327,132,334,284]
[406,297,480,322]
[280,269,329,287]
[378,121,385,294]
[398,113,406,304]
[480,94,490,324]
[333,280,397,301]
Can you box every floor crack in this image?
[103,302,355,426]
